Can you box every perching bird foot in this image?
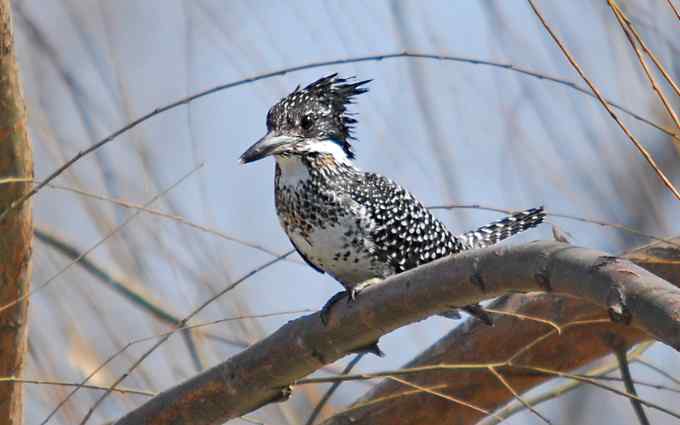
[347,287,360,303]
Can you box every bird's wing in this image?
[349,172,464,272]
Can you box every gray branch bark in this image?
[113,241,680,425]
[321,236,680,425]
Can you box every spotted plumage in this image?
[241,74,545,326]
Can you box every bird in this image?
[240,74,545,354]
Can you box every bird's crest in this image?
[266,74,371,158]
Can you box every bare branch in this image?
[322,236,680,425]
[488,366,552,425]
[607,0,679,130]
[0,165,203,315]
[111,241,680,424]
[527,0,680,200]
[79,251,293,424]
[304,354,365,425]
[614,346,650,425]
[477,342,654,425]
[0,377,154,397]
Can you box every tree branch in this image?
[321,236,680,425]
[111,241,680,425]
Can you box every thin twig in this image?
[579,375,680,393]
[0,51,674,223]
[0,376,154,397]
[478,342,654,425]
[608,0,680,130]
[512,364,680,421]
[35,224,209,373]
[488,366,552,425]
[45,182,299,262]
[483,307,561,334]
[0,164,203,315]
[428,203,680,249]
[386,376,504,422]
[298,361,680,421]
[34,227,188,325]
[339,383,450,414]
[36,225,253,349]
[636,359,680,386]
[296,362,507,385]
[0,177,32,185]
[527,0,680,201]
[304,354,365,425]
[77,251,293,425]
[612,3,680,98]
[614,347,651,425]
[507,319,612,364]
[41,307,302,424]
[665,0,680,20]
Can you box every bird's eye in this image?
[300,115,314,130]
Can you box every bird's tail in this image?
[460,206,545,249]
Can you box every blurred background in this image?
[13,0,679,423]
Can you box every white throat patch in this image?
[275,138,354,186]
[301,139,352,165]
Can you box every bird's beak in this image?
[239,133,299,164]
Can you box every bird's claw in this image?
[347,288,360,303]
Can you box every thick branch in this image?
[0,1,33,424]
[322,237,680,425]
[113,242,680,425]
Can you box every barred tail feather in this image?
[460,206,545,249]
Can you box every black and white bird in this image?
[240,74,545,332]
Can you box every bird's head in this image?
[240,74,370,164]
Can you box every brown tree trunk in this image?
[0,1,33,423]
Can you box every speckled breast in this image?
[274,162,390,287]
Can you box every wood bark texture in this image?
[0,1,33,424]
[113,241,680,425]
[321,237,680,424]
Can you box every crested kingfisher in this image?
[240,74,545,344]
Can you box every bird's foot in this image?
[347,287,360,303]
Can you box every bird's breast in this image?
[275,178,387,287]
